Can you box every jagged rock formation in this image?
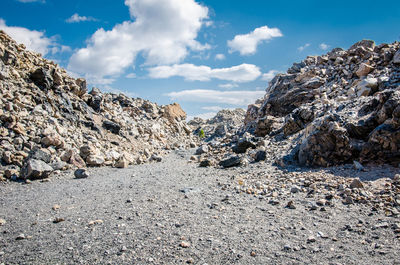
[0,31,195,181]
[196,40,400,168]
[188,108,245,139]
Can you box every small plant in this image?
[198,128,205,139]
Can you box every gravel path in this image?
[0,150,399,264]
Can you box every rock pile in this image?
[188,108,245,139]
[196,39,400,168]
[0,31,195,181]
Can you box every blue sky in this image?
[1,0,400,119]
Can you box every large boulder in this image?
[22,159,54,179]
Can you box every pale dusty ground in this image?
[0,149,399,265]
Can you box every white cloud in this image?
[215,53,225,60]
[319,43,330,50]
[66,13,97,23]
[218,83,238,89]
[261,70,279,81]
[166,89,265,105]
[228,25,283,55]
[202,106,223,111]
[297,43,310,52]
[0,19,67,56]
[125,73,136,78]
[68,0,210,83]
[148,63,261,82]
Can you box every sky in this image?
[1,0,400,120]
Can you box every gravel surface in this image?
[1,149,400,264]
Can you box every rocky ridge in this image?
[195,39,400,168]
[0,31,196,181]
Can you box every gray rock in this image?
[195,145,209,155]
[0,60,9,80]
[393,49,400,64]
[290,185,301,193]
[30,148,52,163]
[50,161,68,171]
[219,156,243,168]
[22,159,54,179]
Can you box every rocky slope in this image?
[188,108,245,140]
[196,39,400,168]
[0,31,196,181]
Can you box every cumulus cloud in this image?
[148,63,261,82]
[261,70,279,81]
[68,0,210,82]
[215,53,225,60]
[297,43,310,52]
[0,19,67,56]
[66,13,97,23]
[228,25,282,55]
[319,43,330,50]
[166,89,265,105]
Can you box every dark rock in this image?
[30,68,53,90]
[30,148,52,163]
[199,159,212,167]
[254,150,267,162]
[233,137,256,154]
[102,120,121,134]
[74,168,89,179]
[219,156,242,168]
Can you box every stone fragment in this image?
[69,153,86,168]
[30,148,52,163]
[286,201,296,209]
[350,178,364,189]
[88,219,103,226]
[353,161,365,171]
[253,150,267,163]
[102,120,121,134]
[16,234,26,240]
[179,241,191,248]
[195,145,209,155]
[0,219,5,226]
[22,159,54,179]
[53,217,65,223]
[74,169,89,179]
[86,154,105,166]
[219,156,242,168]
[199,159,213,167]
[356,63,374,77]
[393,49,400,64]
[115,156,129,168]
[30,68,53,89]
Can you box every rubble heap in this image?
[0,31,195,181]
[188,108,245,139]
[196,39,400,168]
